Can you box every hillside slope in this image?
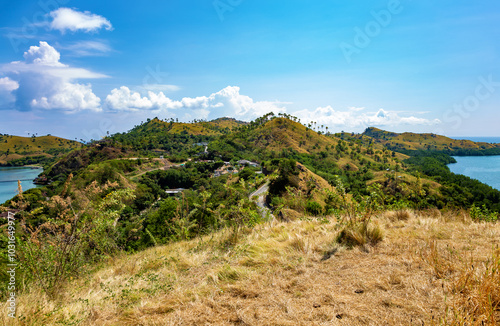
[8,210,499,325]
[210,117,407,165]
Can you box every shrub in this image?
[306,201,323,216]
[469,204,498,222]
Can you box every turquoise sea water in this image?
[448,156,500,191]
[0,166,42,204]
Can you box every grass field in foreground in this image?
[4,209,500,325]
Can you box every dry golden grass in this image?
[2,211,500,325]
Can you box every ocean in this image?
[450,136,500,144]
[448,156,500,191]
[0,166,42,204]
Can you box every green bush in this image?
[306,201,323,216]
[469,204,498,222]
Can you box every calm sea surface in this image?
[448,156,500,191]
[0,166,42,204]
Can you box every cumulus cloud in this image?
[1,41,105,112]
[1,42,285,117]
[105,87,156,111]
[295,106,441,129]
[31,82,101,111]
[49,8,113,33]
[23,41,64,66]
[104,86,287,120]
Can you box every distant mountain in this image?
[362,127,500,155]
[0,134,83,166]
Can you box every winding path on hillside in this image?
[249,181,274,221]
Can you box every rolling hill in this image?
[362,127,500,154]
[125,117,246,137]
[0,134,83,165]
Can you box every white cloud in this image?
[50,8,113,33]
[31,82,101,112]
[208,86,287,119]
[295,106,441,129]
[104,86,287,120]
[105,87,154,111]
[23,41,64,66]
[1,41,105,112]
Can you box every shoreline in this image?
[0,165,43,169]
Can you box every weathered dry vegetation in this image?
[2,210,500,326]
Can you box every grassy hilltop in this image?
[0,134,82,166]
[1,114,499,325]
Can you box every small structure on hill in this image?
[165,188,185,195]
[237,160,259,167]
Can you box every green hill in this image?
[125,117,246,137]
[0,134,83,166]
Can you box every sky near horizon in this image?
[0,0,499,141]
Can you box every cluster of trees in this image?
[1,155,52,167]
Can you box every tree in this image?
[238,167,254,181]
[269,158,299,195]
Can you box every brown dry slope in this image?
[4,210,500,325]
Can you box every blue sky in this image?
[0,0,499,141]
